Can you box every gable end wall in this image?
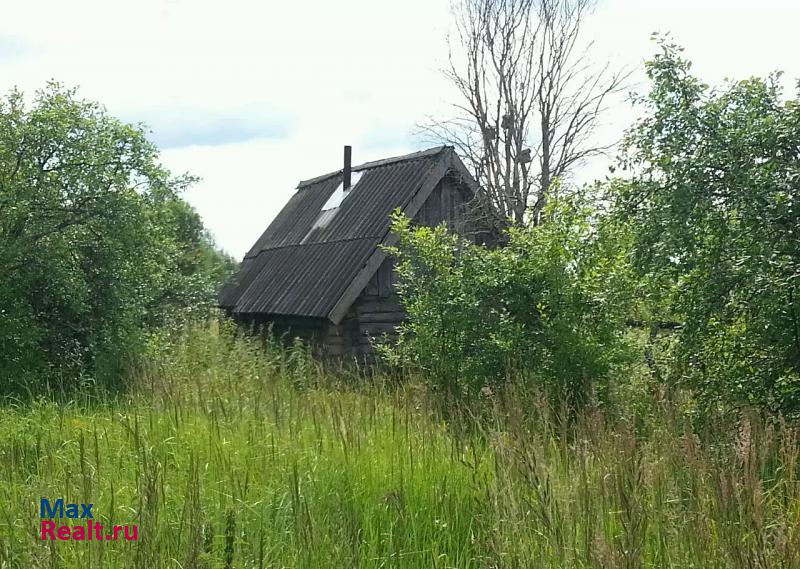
[341,175,475,359]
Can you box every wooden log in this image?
[357,311,407,324]
[359,323,401,336]
[354,297,405,314]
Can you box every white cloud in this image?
[125,104,296,148]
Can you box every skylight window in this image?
[321,170,365,211]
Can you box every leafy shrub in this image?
[385,193,634,407]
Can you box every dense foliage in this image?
[390,40,800,419]
[617,41,800,415]
[0,84,234,392]
[386,195,634,406]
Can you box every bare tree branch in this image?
[421,0,630,233]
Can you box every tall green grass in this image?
[1,321,799,568]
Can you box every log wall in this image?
[340,175,475,359]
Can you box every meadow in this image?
[1,322,799,569]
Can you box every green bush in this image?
[385,194,635,407]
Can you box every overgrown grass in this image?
[1,321,799,568]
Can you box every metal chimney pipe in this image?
[343,145,352,190]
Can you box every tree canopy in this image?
[616,40,800,414]
[0,84,234,392]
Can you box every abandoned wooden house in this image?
[219,145,480,358]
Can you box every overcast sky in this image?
[2,0,798,257]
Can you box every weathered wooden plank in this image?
[354,297,405,314]
[357,311,407,324]
[360,322,401,335]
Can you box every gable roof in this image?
[219,146,476,323]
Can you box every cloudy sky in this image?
[2,0,798,257]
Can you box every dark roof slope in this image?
[219,146,474,320]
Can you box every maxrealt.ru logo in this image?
[40,499,138,541]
